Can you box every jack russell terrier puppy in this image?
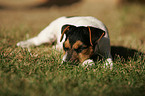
[17,16,113,68]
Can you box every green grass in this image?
[0,42,145,96]
[0,1,145,96]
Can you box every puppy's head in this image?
[60,24,105,64]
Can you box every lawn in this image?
[0,0,145,96]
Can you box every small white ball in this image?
[82,59,95,67]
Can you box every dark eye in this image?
[74,46,88,53]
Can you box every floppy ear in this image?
[88,26,105,46]
[60,24,76,42]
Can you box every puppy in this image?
[17,16,113,68]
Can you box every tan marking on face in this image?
[71,40,93,63]
[63,40,93,64]
[72,40,83,49]
[64,39,71,49]
[78,46,93,63]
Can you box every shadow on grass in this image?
[0,5,9,10]
[32,0,81,8]
[119,0,145,5]
[111,46,145,61]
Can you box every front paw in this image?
[82,59,95,67]
[104,58,113,69]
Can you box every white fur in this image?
[17,16,113,68]
[82,59,95,67]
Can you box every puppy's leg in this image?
[101,52,113,69]
[98,49,113,69]
[104,53,113,69]
[17,25,56,48]
[98,38,113,69]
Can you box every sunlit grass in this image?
[0,1,145,96]
[0,27,145,95]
